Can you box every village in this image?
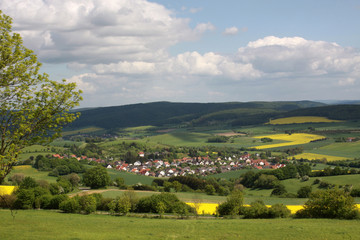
[52,152,287,178]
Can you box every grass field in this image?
[1,210,360,240]
[308,141,360,159]
[268,116,342,125]
[61,127,104,136]
[106,169,154,185]
[6,165,58,183]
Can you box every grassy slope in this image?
[1,210,360,240]
[6,165,58,183]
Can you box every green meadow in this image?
[1,210,360,240]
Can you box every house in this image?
[106,165,112,169]
[138,151,145,157]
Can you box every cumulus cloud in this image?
[1,0,203,64]
[223,27,239,36]
[2,0,360,106]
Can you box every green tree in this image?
[82,166,110,189]
[0,11,82,183]
[296,189,359,219]
[297,186,312,198]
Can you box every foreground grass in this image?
[1,210,360,240]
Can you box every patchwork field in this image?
[253,133,325,149]
[268,116,342,125]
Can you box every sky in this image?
[1,0,360,107]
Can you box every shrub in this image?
[9,173,25,185]
[59,198,80,213]
[82,166,110,189]
[108,196,131,215]
[271,184,287,196]
[19,176,38,189]
[135,193,192,214]
[131,183,155,191]
[205,185,216,195]
[78,195,97,214]
[350,188,360,197]
[243,200,269,219]
[48,194,69,209]
[297,186,312,198]
[295,189,359,219]
[217,190,243,216]
[14,188,35,209]
[268,204,291,218]
[0,194,17,209]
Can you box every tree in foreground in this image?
[0,11,82,183]
[82,166,110,189]
[296,188,359,219]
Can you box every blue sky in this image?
[1,0,360,107]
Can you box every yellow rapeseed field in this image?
[0,185,17,195]
[268,116,342,125]
[254,133,325,149]
[291,153,348,161]
[186,203,360,215]
[186,203,218,215]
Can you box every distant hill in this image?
[69,101,334,130]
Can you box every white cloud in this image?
[1,0,203,64]
[223,27,239,36]
[338,78,356,86]
[2,0,360,106]
[67,73,97,93]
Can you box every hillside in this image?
[69,101,328,130]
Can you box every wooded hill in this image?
[69,101,360,130]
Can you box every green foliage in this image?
[83,166,110,189]
[108,195,132,215]
[78,195,97,214]
[59,198,80,213]
[243,200,269,219]
[217,190,244,216]
[271,184,287,196]
[296,189,359,219]
[297,186,312,198]
[114,177,126,189]
[254,174,278,189]
[205,184,216,195]
[0,11,82,182]
[135,192,193,214]
[207,136,229,143]
[243,200,291,218]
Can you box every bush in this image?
[82,166,110,189]
[295,189,359,219]
[205,185,216,195]
[108,196,131,215]
[48,194,69,209]
[243,200,269,219]
[59,198,80,213]
[14,188,35,209]
[78,195,97,214]
[268,204,291,218]
[8,173,25,185]
[243,201,291,219]
[135,193,193,214]
[350,188,360,197]
[131,183,155,191]
[297,186,312,198]
[217,190,243,216]
[271,184,287,196]
[0,194,17,209]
